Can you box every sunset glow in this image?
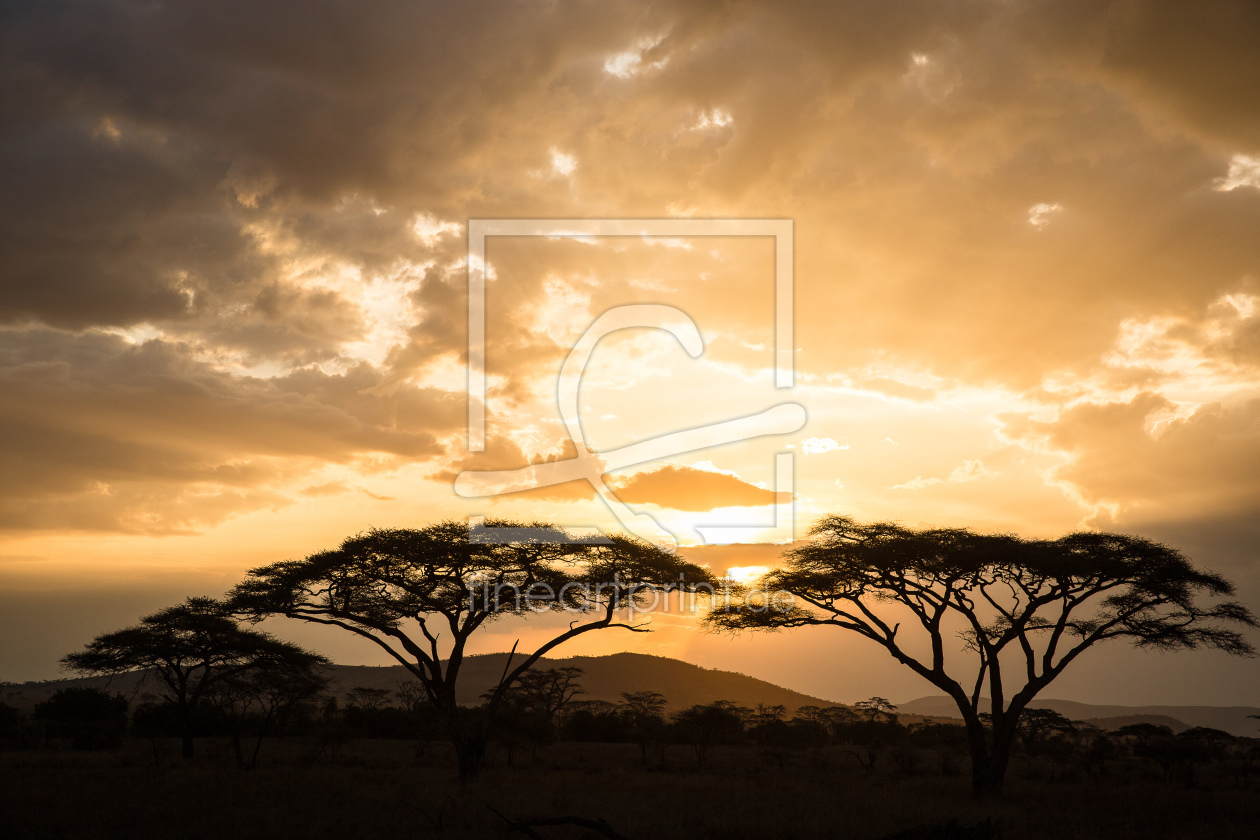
[1,0,1258,715]
[725,566,773,585]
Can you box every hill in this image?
[11,654,1257,734]
[1,652,840,714]
[898,695,1260,737]
[321,652,846,711]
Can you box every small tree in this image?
[205,645,330,768]
[853,697,897,720]
[671,700,747,770]
[619,690,668,765]
[348,687,393,713]
[747,704,806,769]
[63,597,326,759]
[792,704,857,745]
[842,697,903,774]
[1175,727,1237,786]
[708,516,1256,796]
[395,680,430,714]
[229,520,715,781]
[1015,708,1077,758]
[487,667,587,763]
[510,667,587,725]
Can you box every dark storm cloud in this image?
[0,116,260,327]
[5,0,1259,369]
[1020,0,1260,150]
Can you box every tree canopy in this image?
[62,596,329,758]
[228,519,716,778]
[706,515,1256,795]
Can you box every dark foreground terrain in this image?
[3,739,1258,840]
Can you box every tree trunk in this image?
[978,744,1011,797]
[248,710,275,770]
[178,702,195,760]
[968,721,1016,797]
[446,705,487,783]
[250,733,266,769]
[962,714,993,798]
[176,685,197,760]
[455,733,486,783]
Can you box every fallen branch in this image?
[488,806,630,840]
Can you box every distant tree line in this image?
[6,669,1259,792]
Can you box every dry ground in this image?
[2,740,1257,840]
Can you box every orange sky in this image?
[2,0,1259,704]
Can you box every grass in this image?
[3,740,1259,839]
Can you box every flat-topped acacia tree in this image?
[706,515,1257,797]
[229,519,715,779]
[62,597,329,759]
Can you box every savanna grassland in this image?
[3,738,1258,840]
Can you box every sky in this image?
[2,0,1260,706]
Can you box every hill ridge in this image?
[1,651,841,714]
[899,695,1260,737]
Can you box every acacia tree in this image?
[671,700,747,769]
[62,597,327,759]
[508,666,587,725]
[228,519,715,780]
[619,690,668,764]
[707,515,1256,796]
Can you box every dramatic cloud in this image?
[614,465,788,511]
[3,0,1260,700]
[0,328,461,532]
[1005,393,1260,524]
[2,0,1257,531]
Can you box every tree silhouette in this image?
[707,515,1257,796]
[205,645,330,768]
[844,697,903,774]
[348,686,393,712]
[489,666,589,762]
[62,597,327,759]
[792,704,858,750]
[671,700,747,769]
[1113,721,1175,746]
[563,699,624,743]
[0,699,22,742]
[33,687,128,750]
[395,680,430,715]
[854,697,897,720]
[1015,708,1077,758]
[618,690,668,764]
[228,519,715,780]
[501,667,586,725]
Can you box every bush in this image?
[33,688,128,750]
